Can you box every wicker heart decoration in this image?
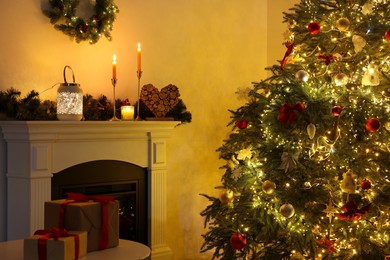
[140,84,180,117]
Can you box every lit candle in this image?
[121,105,135,120]
[112,54,117,79]
[137,43,141,72]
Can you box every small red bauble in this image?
[230,233,247,250]
[308,21,321,35]
[332,106,343,116]
[366,118,381,132]
[360,179,371,190]
[236,120,248,129]
[385,28,390,42]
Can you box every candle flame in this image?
[113,54,117,64]
[137,43,141,52]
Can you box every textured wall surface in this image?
[0,0,297,258]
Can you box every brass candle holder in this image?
[135,71,142,121]
[110,78,120,121]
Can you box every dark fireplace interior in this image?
[51,160,148,246]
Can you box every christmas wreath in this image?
[42,0,119,44]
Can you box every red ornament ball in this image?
[385,28,390,42]
[360,179,371,190]
[230,233,247,250]
[236,120,248,129]
[332,106,343,116]
[366,118,381,132]
[308,21,321,35]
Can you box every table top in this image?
[0,239,151,260]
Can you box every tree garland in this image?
[42,0,119,44]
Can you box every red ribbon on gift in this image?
[58,193,90,229]
[34,228,80,260]
[277,102,305,125]
[65,192,116,250]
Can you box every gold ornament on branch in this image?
[219,189,234,205]
[262,180,276,194]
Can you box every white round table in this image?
[0,239,151,260]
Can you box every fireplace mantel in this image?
[0,121,178,260]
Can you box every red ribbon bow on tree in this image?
[335,200,371,221]
[317,54,337,65]
[59,192,116,250]
[277,103,305,125]
[281,42,294,70]
[34,228,80,260]
[316,237,337,254]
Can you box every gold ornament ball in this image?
[262,180,276,194]
[336,18,350,31]
[334,73,349,86]
[280,203,295,218]
[384,121,390,131]
[219,189,234,204]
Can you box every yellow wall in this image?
[0,0,298,258]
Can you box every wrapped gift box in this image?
[24,230,87,260]
[44,198,119,252]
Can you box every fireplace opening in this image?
[51,160,148,245]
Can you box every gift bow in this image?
[335,200,371,221]
[59,192,116,250]
[34,228,80,260]
[277,103,305,125]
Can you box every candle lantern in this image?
[57,66,83,121]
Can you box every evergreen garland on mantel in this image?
[42,0,119,44]
[0,88,192,124]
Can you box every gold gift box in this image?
[23,231,87,260]
[44,199,119,252]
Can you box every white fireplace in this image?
[0,121,178,260]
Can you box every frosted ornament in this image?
[362,2,374,15]
[57,66,83,121]
[307,123,316,139]
[340,170,357,194]
[295,70,309,82]
[334,73,349,86]
[280,203,295,218]
[352,35,366,53]
[362,64,380,86]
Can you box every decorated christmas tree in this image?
[200,0,390,259]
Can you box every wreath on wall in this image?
[42,0,119,44]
